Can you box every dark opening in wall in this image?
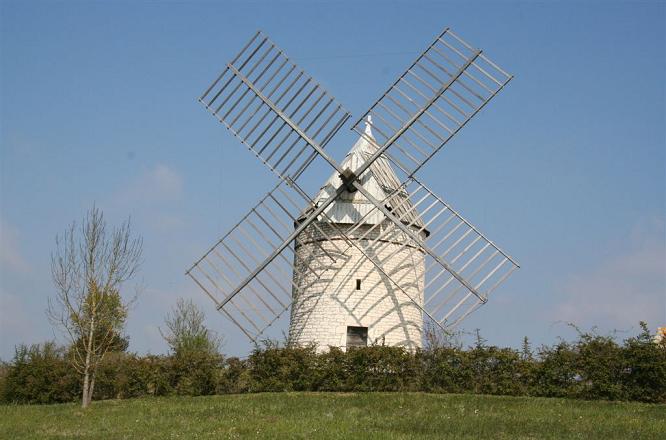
[346,326,368,348]
[356,279,361,290]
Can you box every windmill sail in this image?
[200,31,351,182]
[189,27,519,342]
[186,180,350,341]
[352,28,512,180]
[303,123,519,329]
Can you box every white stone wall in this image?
[288,222,425,352]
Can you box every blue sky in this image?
[1,0,664,359]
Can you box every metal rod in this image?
[216,243,275,323]
[350,26,450,129]
[437,37,504,87]
[429,249,499,314]
[200,30,261,101]
[351,182,485,302]
[263,82,319,162]
[219,43,276,117]
[392,83,461,128]
[425,50,492,97]
[228,232,280,314]
[417,57,483,106]
[410,175,520,266]
[375,101,434,156]
[186,271,221,307]
[369,110,424,165]
[220,306,256,341]
[424,242,492,305]
[210,38,269,110]
[281,99,338,176]
[271,90,326,168]
[207,252,272,325]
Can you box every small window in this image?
[356,279,361,290]
[346,326,368,348]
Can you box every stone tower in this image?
[288,120,426,351]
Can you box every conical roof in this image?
[302,119,425,229]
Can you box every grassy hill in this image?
[1,392,664,439]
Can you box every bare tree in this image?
[160,298,222,356]
[47,206,142,408]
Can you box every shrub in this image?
[0,360,8,401]
[534,341,579,398]
[343,345,419,392]
[468,345,531,396]
[621,322,666,403]
[172,350,223,396]
[2,342,78,404]
[95,353,173,399]
[313,347,348,391]
[247,343,318,392]
[3,323,664,404]
[419,347,472,393]
[573,333,625,400]
[216,357,251,394]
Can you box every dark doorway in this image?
[346,326,368,348]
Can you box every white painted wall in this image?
[288,222,425,352]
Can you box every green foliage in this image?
[342,345,419,392]
[621,322,666,403]
[171,350,224,396]
[573,333,625,400]
[216,357,251,394]
[418,347,472,393]
[93,352,172,400]
[68,288,131,357]
[71,285,128,346]
[535,340,580,398]
[0,360,9,403]
[160,298,221,357]
[2,323,665,405]
[248,343,319,392]
[2,342,79,404]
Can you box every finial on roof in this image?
[364,115,373,137]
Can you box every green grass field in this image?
[1,392,664,439]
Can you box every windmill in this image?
[186,28,519,350]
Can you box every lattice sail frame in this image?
[187,180,351,341]
[319,176,519,329]
[188,27,519,341]
[199,31,351,182]
[352,28,512,177]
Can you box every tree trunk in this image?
[82,366,91,408]
[82,315,96,408]
[87,374,96,407]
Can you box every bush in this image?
[0,360,8,401]
[2,323,664,404]
[172,350,224,396]
[343,345,419,392]
[468,345,531,396]
[247,343,318,392]
[216,357,251,394]
[94,353,173,400]
[621,322,666,403]
[2,342,78,404]
[573,333,625,400]
[419,347,472,393]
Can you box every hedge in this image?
[1,323,664,405]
